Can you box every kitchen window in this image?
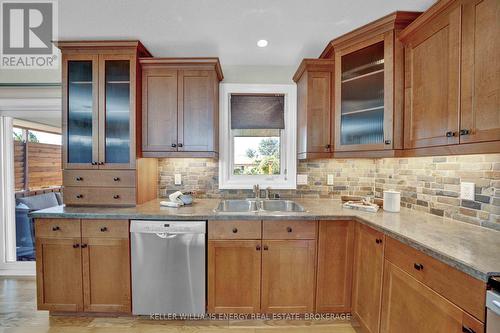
[219,84,296,189]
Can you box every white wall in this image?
[222,65,295,84]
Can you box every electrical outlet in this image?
[327,174,334,185]
[297,174,308,185]
[460,182,475,200]
[174,174,182,185]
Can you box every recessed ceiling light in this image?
[257,39,268,48]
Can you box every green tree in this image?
[245,148,257,159]
[258,138,279,157]
[28,132,39,143]
[259,155,280,175]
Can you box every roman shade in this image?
[230,94,285,129]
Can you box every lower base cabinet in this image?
[261,240,316,313]
[380,260,483,333]
[35,219,131,313]
[207,240,262,313]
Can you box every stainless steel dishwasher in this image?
[130,220,206,315]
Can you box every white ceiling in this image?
[59,0,435,67]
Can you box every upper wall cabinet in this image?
[400,0,500,155]
[293,59,335,160]
[320,12,420,157]
[140,58,223,158]
[58,41,151,170]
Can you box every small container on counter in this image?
[383,190,401,212]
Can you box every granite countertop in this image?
[31,198,500,282]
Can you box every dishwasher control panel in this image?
[130,220,206,234]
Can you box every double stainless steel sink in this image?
[214,199,306,213]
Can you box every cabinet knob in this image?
[100,227,108,232]
[375,238,383,244]
[113,177,120,182]
[76,177,83,181]
[384,140,392,145]
[286,227,293,233]
[445,131,457,137]
[52,226,60,231]
[76,194,83,199]
[263,245,269,251]
[413,263,424,271]
[460,129,470,136]
[232,227,238,233]
[98,161,104,165]
[113,195,120,199]
[91,161,97,165]
[81,244,88,248]
[256,245,261,251]
[171,143,177,148]
[73,244,80,248]
[325,144,331,149]
[178,143,183,148]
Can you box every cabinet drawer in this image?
[64,187,136,206]
[35,218,81,238]
[263,220,317,239]
[82,219,129,239]
[209,220,261,239]
[64,170,136,187]
[385,237,486,321]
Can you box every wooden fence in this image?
[14,140,62,191]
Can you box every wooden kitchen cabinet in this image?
[351,223,385,333]
[36,237,84,312]
[319,12,420,156]
[207,240,262,313]
[140,58,223,158]
[293,59,335,159]
[400,0,500,155]
[380,260,484,333]
[57,41,157,206]
[316,220,354,313]
[261,240,316,313]
[35,218,131,314]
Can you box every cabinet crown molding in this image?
[55,40,152,57]
[139,58,224,81]
[292,59,335,82]
[319,11,421,58]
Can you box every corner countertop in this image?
[30,198,500,282]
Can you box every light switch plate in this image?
[327,174,334,185]
[460,182,475,200]
[174,174,182,185]
[297,174,308,185]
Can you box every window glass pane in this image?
[233,129,281,175]
[27,130,61,145]
[13,127,23,141]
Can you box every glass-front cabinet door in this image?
[98,55,135,169]
[63,54,99,169]
[334,34,393,151]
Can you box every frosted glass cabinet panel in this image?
[104,60,131,164]
[68,61,94,163]
[339,42,385,146]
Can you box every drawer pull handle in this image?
[263,245,269,251]
[100,227,108,232]
[73,244,80,248]
[113,195,120,199]
[413,263,424,271]
[76,177,83,181]
[462,325,475,333]
[52,226,60,231]
[256,245,261,251]
[113,177,120,182]
[232,228,238,233]
[286,227,293,233]
[81,244,88,248]
[76,194,83,199]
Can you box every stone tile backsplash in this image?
[158,154,500,229]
